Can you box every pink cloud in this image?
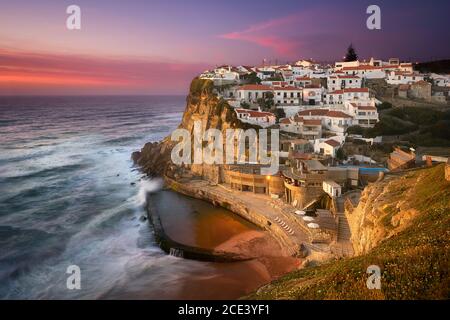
[0,49,210,95]
[219,13,305,58]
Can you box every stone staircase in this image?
[337,213,352,242]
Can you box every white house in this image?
[255,67,277,80]
[295,59,316,68]
[274,86,302,105]
[297,109,353,136]
[279,116,322,139]
[199,65,240,84]
[341,65,386,79]
[386,71,425,85]
[344,101,379,128]
[294,76,313,88]
[429,73,449,87]
[237,84,273,104]
[327,75,362,92]
[314,138,342,158]
[335,60,360,71]
[302,85,323,105]
[325,88,370,105]
[323,180,342,197]
[235,109,276,128]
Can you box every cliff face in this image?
[345,164,449,255]
[133,78,257,177]
[247,164,450,299]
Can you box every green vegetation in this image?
[273,108,286,121]
[265,74,284,81]
[348,106,450,147]
[257,92,275,110]
[415,59,450,74]
[240,101,250,109]
[377,102,393,110]
[335,147,346,160]
[246,164,450,300]
[242,72,261,84]
[344,43,358,62]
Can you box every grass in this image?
[245,164,450,300]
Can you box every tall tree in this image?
[344,44,358,62]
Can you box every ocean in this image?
[0,96,281,299]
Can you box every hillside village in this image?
[180,54,450,257]
[200,54,450,165]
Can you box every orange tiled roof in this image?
[239,84,273,91]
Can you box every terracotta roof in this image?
[303,119,322,126]
[344,88,369,93]
[324,139,340,147]
[342,65,383,71]
[297,109,329,116]
[328,88,368,95]
[274,86,301,91]
[304,84,321,89]
[326,110,352,118]
[280,118,292,124]
[238,84,273,91]
[357,106,377,111]
[295,76,311,81]
[338,75,360,79]
[398,84,410,91]
[246,110,275,117]
[293,115,304,122]
[328,90,344,95]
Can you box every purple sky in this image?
[1,0,449,95]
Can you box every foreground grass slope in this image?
[246,164,449,299]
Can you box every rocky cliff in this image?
[247,164,450,299]
[133,78,257,178]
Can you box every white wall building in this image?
[327,75,362,92]
[297,109,353,136]
[237,84,273,104]
[341,66,386,79]
[386,71,425,85]
[302,86,323,105]
[325,88,370,105]
[344,101,379,128]
[235,109,276,128]
[323,180,342,197]
[274,86,302,105]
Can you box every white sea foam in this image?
[135,178,163,207]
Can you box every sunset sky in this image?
[1,0,449,95]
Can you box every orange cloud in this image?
[0,49,209,94]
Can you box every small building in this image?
[318,139,341,158]
[323,180,342,198]
[235,109,276,127]
[409,81,431,101]
[273,86,302,105]
[386,71,425,85]
[236,84,273,104]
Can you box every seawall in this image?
[164,176,304,257]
